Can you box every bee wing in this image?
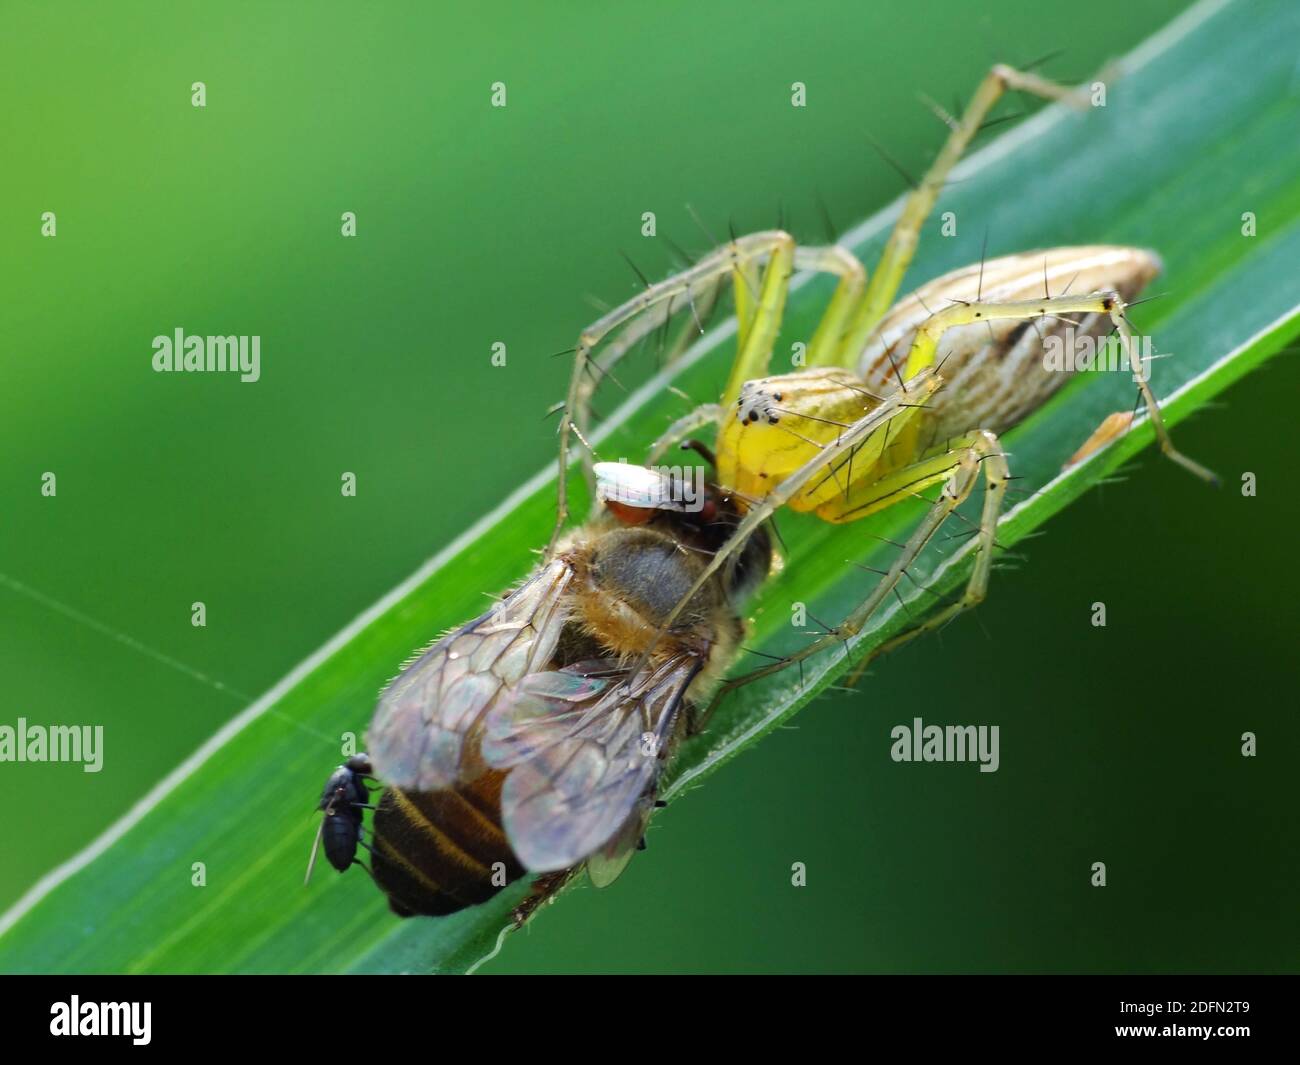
[483,656,702,873]
[367,559,573,791]
[585,793,654,889]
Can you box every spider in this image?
[547,62,1216,704]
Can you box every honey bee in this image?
[331,460,771,920]
[315,61,1219,926]
[547,65,1217,698]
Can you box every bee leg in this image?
[843,63,1088,359]
[899,291,1218,484]
[509,868,578,929]
[349,839,384,884]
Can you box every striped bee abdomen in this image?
[370,770,525,918]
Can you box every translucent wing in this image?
[303,818,326,886]
[367,560,573,791]
[482,655,703,873]
[585,793,654,889]
[859,246,1159,441]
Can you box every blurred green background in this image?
[2,0,1296,972]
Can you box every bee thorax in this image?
[573,528,714,657]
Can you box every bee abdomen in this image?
[371,771,525,917]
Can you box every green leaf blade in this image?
[2,0,1297,974]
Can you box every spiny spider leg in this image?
[898,291,1218,484]
[550,236,873,558]
[841,64,1088,358]
[697,429,1007,728]
[623,367,944,712]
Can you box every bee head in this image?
[592,461,771,609]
